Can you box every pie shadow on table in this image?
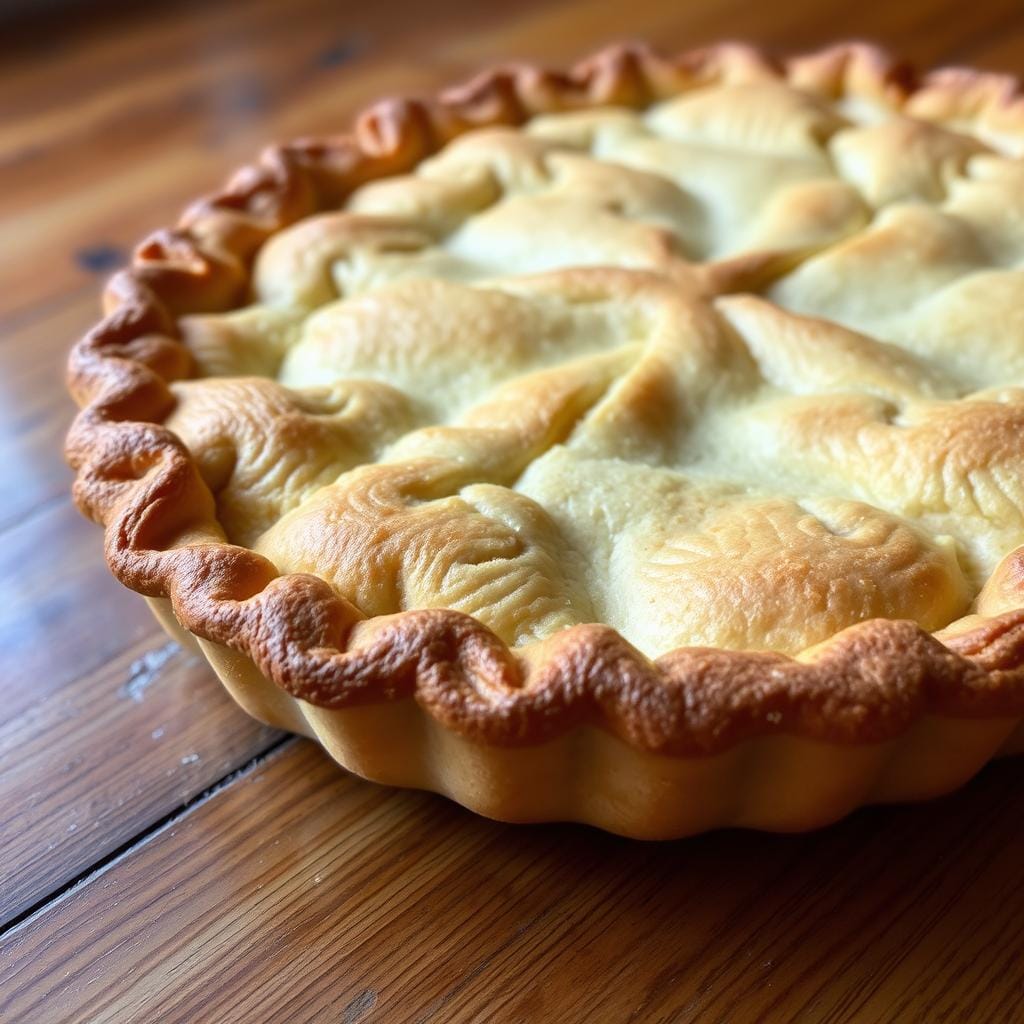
[350,752,1023,1017]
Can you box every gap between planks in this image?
[0,734,298,942]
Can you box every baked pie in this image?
[67,43,1024,837]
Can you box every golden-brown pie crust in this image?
[67,42,1024,772]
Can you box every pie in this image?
[67,43,1024,837]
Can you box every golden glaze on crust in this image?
[67,42,1024,758]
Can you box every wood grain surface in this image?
[1,0,1023,1020]
[4,742,1024,1023]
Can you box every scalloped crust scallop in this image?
[67,43,1024,837]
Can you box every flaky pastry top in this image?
[67,43,1024,753]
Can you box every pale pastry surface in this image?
[165,78,1024,663]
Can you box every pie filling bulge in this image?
[163,79,1024,665]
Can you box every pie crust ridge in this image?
[66,42,1024,757]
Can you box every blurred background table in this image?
[2,1,1024,1020]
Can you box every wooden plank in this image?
[2,741,1022,1023]
[0,294,96,534]
[0,497,282,925]
[0,636,282,928]
[0,502,157,711]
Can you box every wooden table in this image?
[2,1,1024,1020]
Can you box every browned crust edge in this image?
[65,41,1024,756]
